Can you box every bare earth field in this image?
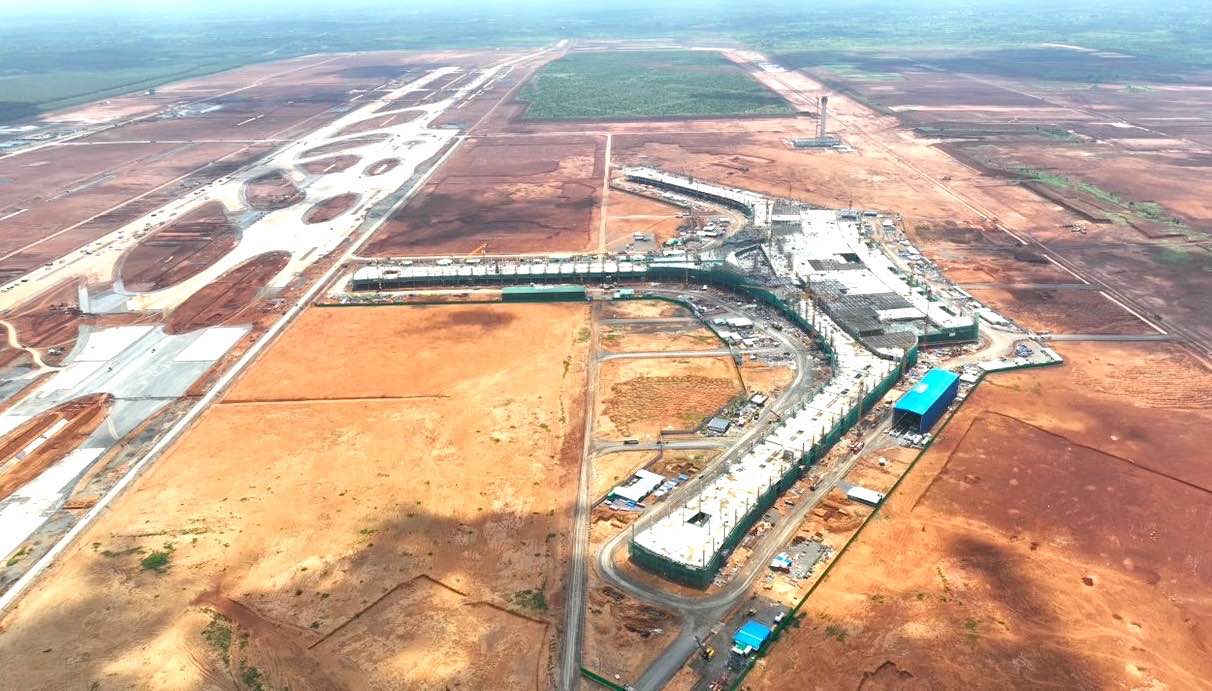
[365,134,605,256]
[0,278,83,368]
[363,158,399,176]
[596,356,742,440]
[243,169,304,211]
[119,201,237,292]
[603,190,685,248]
[966,287,1151,334]
[0,303,590,690]
[599,322,722,353]
[600,300,690,320]
[165,251,291,334]
[748,341,1212,690]
[302,193,360,225]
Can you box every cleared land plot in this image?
[365,135,603,255]
[364,158,399,176]
[0,303,590,690]
[303,193,359,225]
[599,322,721,353]
[604,190,685,247]
[165,251,290,334]
[0,278,82,368]
[748,341,1212,690]
[119,201,237,292]
[298,155,360,175]
[910,221,1077,285]
[599,299,690,320]
[596,356,741,440]
[244,170,303,211]
[517,51,792,121]
[966,286,1149,334]
[0,142,265,274]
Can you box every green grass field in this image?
[517,50,793,120]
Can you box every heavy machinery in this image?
[694,635,715,661]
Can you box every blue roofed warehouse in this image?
[731,619,773,656]
[893,368,960,433]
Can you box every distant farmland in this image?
[518,50,793,120]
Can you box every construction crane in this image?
[467,241,488,257]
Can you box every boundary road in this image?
[561,301,600,690]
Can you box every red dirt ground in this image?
[165,251,290,334]
[298,134,389,160]
[749,341,1212,690]
[365,134,604,255]
[244,170,303,212]
[335,110,422,136]
[0,278,82,368]
[298,155,360,175]
[302,194,359,225]
[363,158,400,176]
[966,287,1151,334]
[119,201,238,293]
[0,392,112,501]
[0,142,269,277]
[0,302,587,690]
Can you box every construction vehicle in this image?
[694,635,715,661]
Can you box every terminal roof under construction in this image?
[631,296,897,571]
[773,209,975,356]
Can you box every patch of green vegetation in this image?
[963,617,982,647]
[1019,167,1070,190]
[201,611,233,667]
[1042,128,1080,141]
[519,50,792,121]
[1018,167,1195,232]
[1076,180,1122,206]
[140,550,171,573]
[823,623,849,643]
[1150,245,1212,271]
[140,542,175,573]
[511,587,549,612]
[239,662,264,691]
[5,546,28,567]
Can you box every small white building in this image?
[727,317,755,330]
[846,485,885,506]
[610,469,665,504]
